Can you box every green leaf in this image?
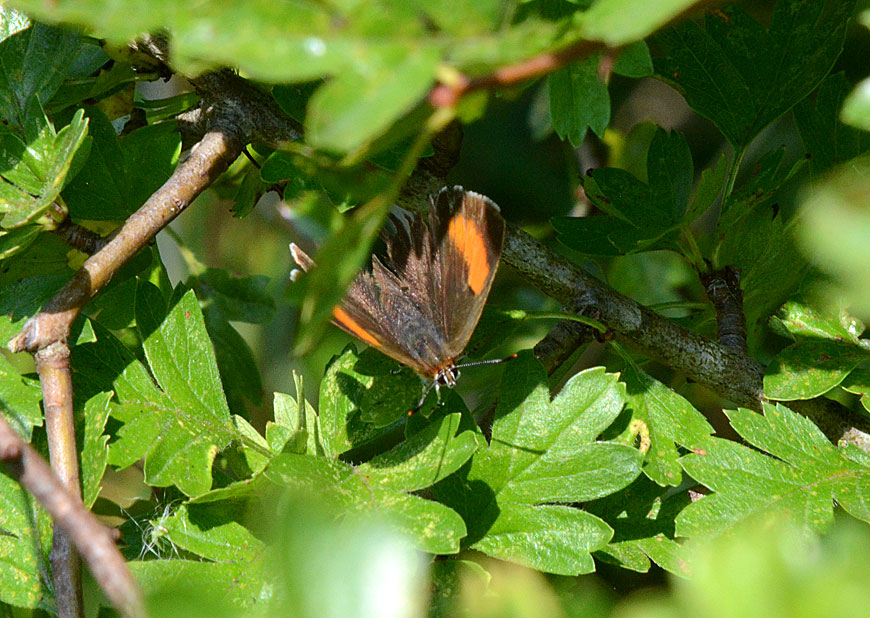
[80,391,111,508]
[677,403,870,538]
[267,388,322,456]
[841,365,870,414]
[0,352,42,440]
[72,285,238,497]
[0,469,53,610]
[612,41,653,78]
[765,302,869,401]
[435,353,643,575]
[587,476,691,576]
[1,108,90,228]
[62,109,181,221]
[135,559,267,616]
[548,54,610,147]
[270,497,429,618]
[194,270,275,324]
[795,159,870,317]
[553,128,696,256]
[472,503,612,576]
[357,412,484,492]
[0,15,80,127]
[266,452,468,554]
[317,346,412,458]
[581,0,701,46]
[841,77,870,132]
[654,0,855,149]
[619,356,714,487]
[793,73,870,174]
[159,503,265,563]
[307,44,439,154]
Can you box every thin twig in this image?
[0,416,145,618]
[36,342,82,617]
[9,129,245,354]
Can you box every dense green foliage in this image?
[1,0,869,616]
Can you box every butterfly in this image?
[290,186,509,409]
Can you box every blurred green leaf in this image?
[306,45,439,154]
[795,159,870,318]
[271,497,429,618]
[136,559,267,617]
[554,128,697,256]
[435,353,642,575]
[581,0,700,46]
[654,0,855,149]
[841,77,870,132]
[677,403,870,538]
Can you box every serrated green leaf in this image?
[357,413,483,492]
[587,476,692,576]
[677,403,870,538]
[620,357,714,486]
[159,503,265,563]
[195,270,275,324]
[553,128,696,256]
[654,0,855,149]
[474,502,611,576]
[317,345,410,457]
[435,353,642,575]
[1,108,90,228]
[0,466,53,609]
[72,286,238,496]
[61,107,180,221]
[765,340,867,401]
[0,350,42,440]
[80,391,111,508]
[765,302,870,401]
[793,73,870,174]
[548,55,610,147]
[0,17,80,127]
[266,453,466,554]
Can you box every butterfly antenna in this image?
[455,353,518,370]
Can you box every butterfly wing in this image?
[290,243,447,377]
[428,187,505,361]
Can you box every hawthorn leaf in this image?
[678,403,870,539]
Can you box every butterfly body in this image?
[291,186,505,388]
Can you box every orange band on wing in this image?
[332,306,381,347]
[448,214,490,294]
